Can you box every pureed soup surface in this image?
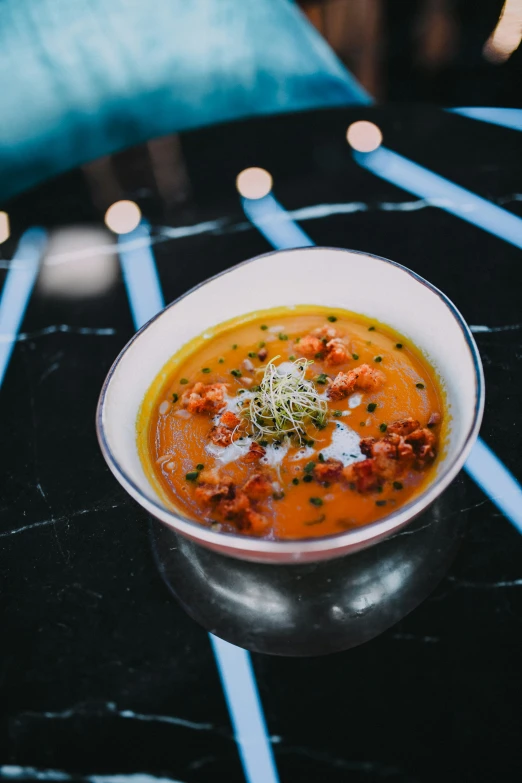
[139,307,445,539]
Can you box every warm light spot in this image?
[346,121,383,153]
[38,227,118,298]
[104,200,142,234]
[483,0,522,63]
[0,212,10,244]
[236,168,273,200]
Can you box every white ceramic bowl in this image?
[96,247,484,563]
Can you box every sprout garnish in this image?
[242,357,328,443]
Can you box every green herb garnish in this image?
[304,514,326,526]
[292,478,300,486]
[393,481,403,490]
[309,497,323,506]
[218,358,225,363]
[180,378,189,385]
[379,423,387,432]
[185,471,199,482]
[327,316,337,322]
[278,333,288,341]
[172,393,179,403]
[289,354,296,361]
[202,367,211,374]
[352,353,359,360]
[333,410,343,417]
[318,453,325,463]
[260,325,268,330]
[196,463,205,471]
[416,382,425,389]
[248,352,257,358]
[367,402,377,412]
[304,461,316,473]
[374,355,383,363]
[231,369,242,378]
[376,499,387,507]
[395,343,403,349]
[368,326,376,331]
[315,373,328,385]
[303,474,313,483]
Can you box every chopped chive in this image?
[367,402,377,412]
[259,341,266,348]
[416,382,425,389]
[272,491,285,500]
[327,315,337,322]
[231,369,242,377]
[374,355,383,363]
[376,485,383,493]
[196,463,205,471]
[202,367,211,373]
[180,378,189,384]
[309,497,323,506]
[314,352,323,360]
[318,453,325,463]
[305,438,315,447]
[185,471,199,481]
[260,325,268,330]
[304,461,316,473]
[352,353,359,360]
[376,499,387,507]
[333,410,343,417]
[368,326,375,331]
[289,354,296,361]
[315,373,328,384]
[279,333,288,341]
[303,474,313,483]
[321,337,328,345]
[218,358,225,363]
[237,389,245,395]
[252,385,261,392]
[248,352,257,358]
[292,478,300,485]
[259,440,269,447]
[304,514,326,526]
[232,344,238,349]
[379,423,387,432]
[295,336,301,343]
[360,422,366,427]
[172,393,179,403]
[393,481,403,490]
[395,343,403,349]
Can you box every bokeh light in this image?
[38,227,118,297]
[483,0,522,63]
[236,168,273,200]
[104,200,142,234]
[346,121,383,153]
[0,212,10,244]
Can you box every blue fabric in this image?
[0,0,369,201]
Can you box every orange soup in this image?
[138,307,445,539]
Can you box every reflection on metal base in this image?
[151,477,467,657]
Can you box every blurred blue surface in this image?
[0,0,369,202]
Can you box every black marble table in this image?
[1,106,521,782]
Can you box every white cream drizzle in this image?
[320,421,364,466]
[348,392,363,409]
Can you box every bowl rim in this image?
[96,246,485,557]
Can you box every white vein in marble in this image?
[0,769,185,783]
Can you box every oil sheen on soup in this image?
[140,307,445,539]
